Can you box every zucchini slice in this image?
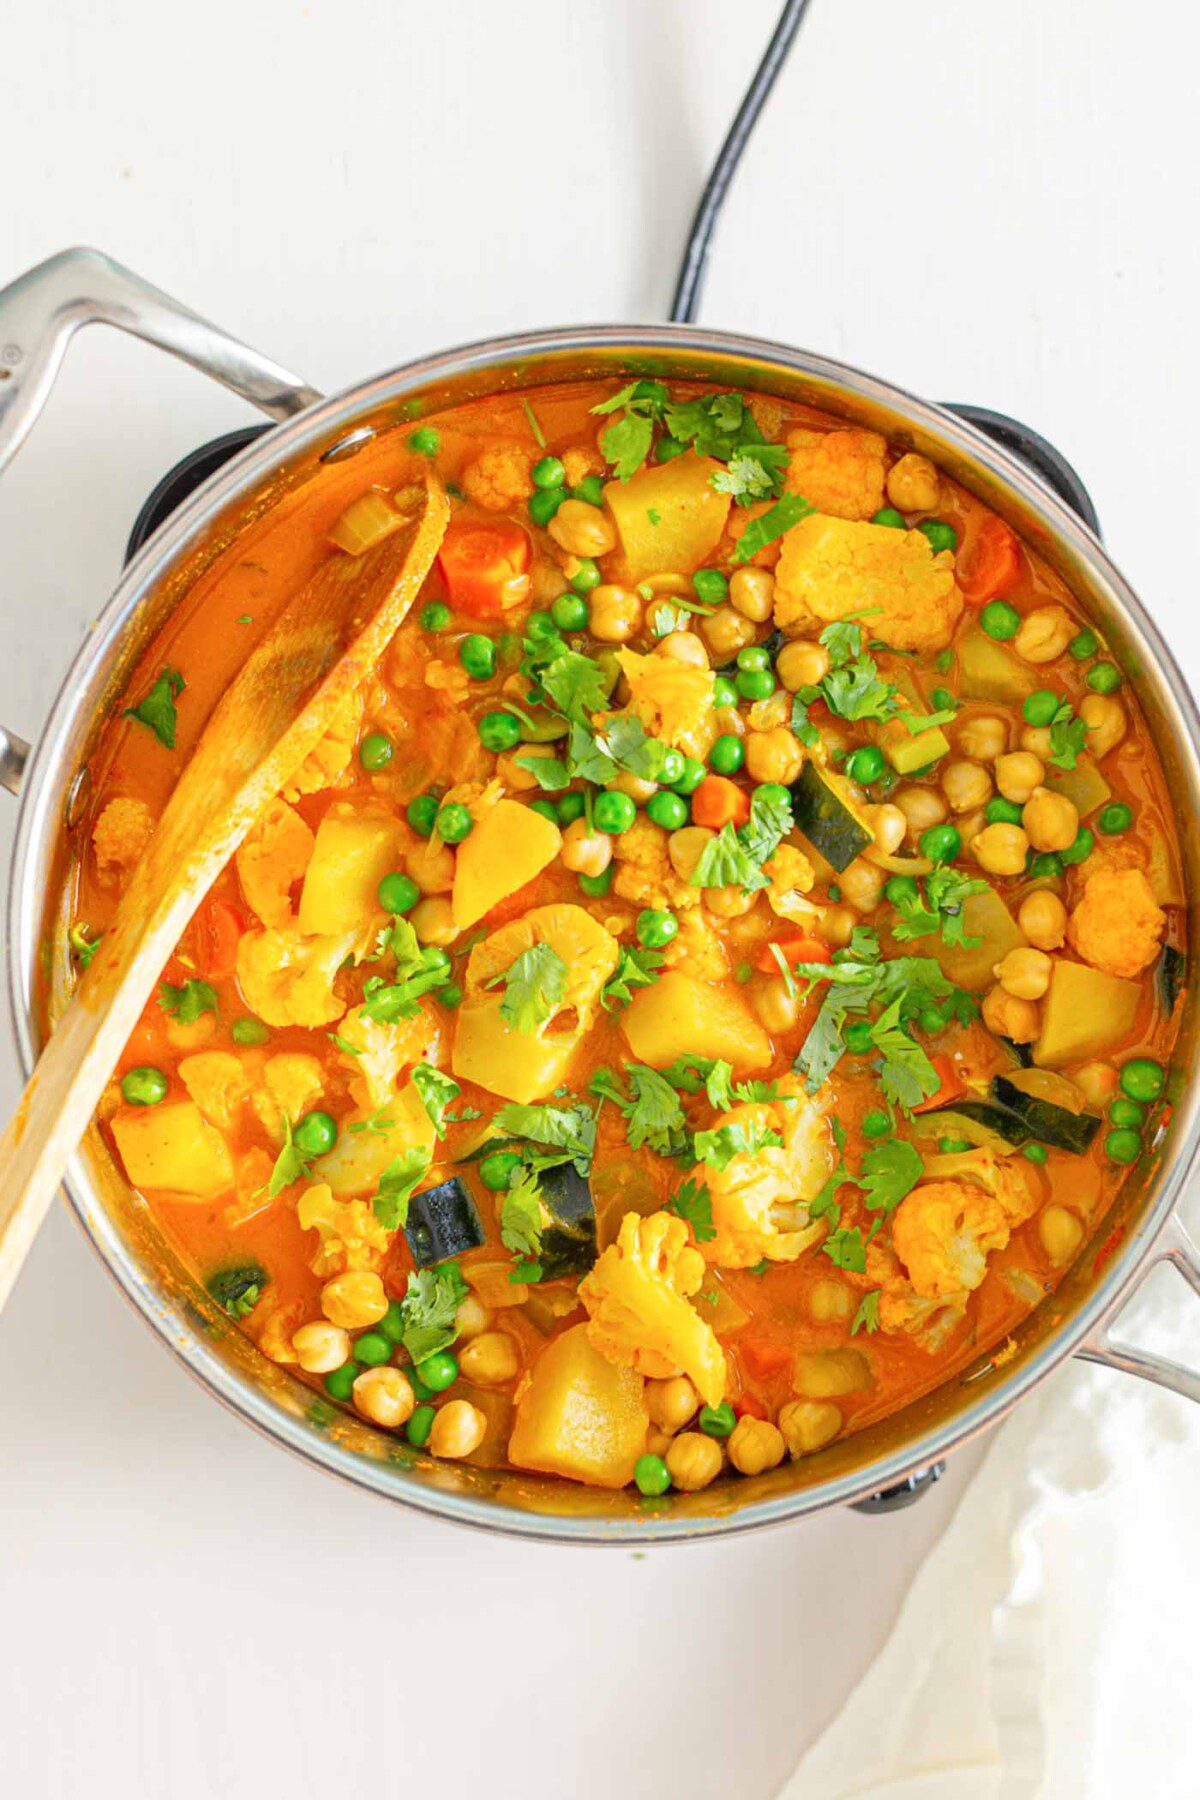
[992,1072,1101,1155]
[404,1177,485,1268]
[1157,943,1187,1016]
[789,762,873,873]
[917,1098,1032,1148]
[535,1164,598,1280]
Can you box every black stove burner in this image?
[124,405,1099,1516]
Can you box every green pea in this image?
[919,520,958,553]
[634,1453,672,1496]
[525,609,560,642]
[480,1150,522,1192]
[120,1066,167,1106]
[980,600,1021,641]
[1105,1128,1141,1167]
[1086,662,1122,694]
[871,507,906,529]
[846,745,886,784]
[416,1350,459,1393]
[939,1137,973,1155]
[861,1109,890,1139]
[354,1331,393,1368]
[885,874,919,906]
[647,791,688,830]
[570,558,601,594]
[458,633,496,681]
[697,1402,737,1439]
[406,792,440,836]
[377,871,420,914]
[754,782,791,810]
[294,1110,338,1156]
[736,645,771,672]
[709,733,745,775]
[578,867,614,897]
[439,982,463,1009]
[986,796,1024,825]
[593,790,637,834]
[528,487,566,527]
[1108,1097,1146,1130]
[556,791,586,825]
[920,1004,946,1034]
[1097,802,1133,835]
[421,946,452,980]
[694,569,729,608]
[655,436,686,463]
[477,710,522,752]
[1022,1143,1049,1165]
[934,648,954,674]
[419,600,451,632]
[672,756,707,796]
[529,798,559,824]
[930,687,958,715]
[658,748,686,786]
[1058,828,1093,867]
[551,592,589,632]
[531,455,566,490]
[324,1362,361,1402]
[435,803,474,844]
[736,668,775,702]
[572,475,606,508]
[712,675,739,710]
[1069,629,1098,661]
[1119,1058,1165,1104]
[845,1020,875,1054]
[920,823,961,865]
[406,1403,436,1446]
[1023,690,1060,728]
[1028,852,1063,880]
[637,908,678,949]
[230,1017,270,1047]
[827,883,842,902]
[407,427,440,456]
[380,1301,407,1346]
[359,732,395,771]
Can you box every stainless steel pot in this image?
[4,248,1199,1542]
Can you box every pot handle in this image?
[1076,1208,1200,1403]
[0,247,323,477]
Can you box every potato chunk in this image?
[451,797,562,931]
[621,971,771,1073]
[774,515,961,652]
[508,1323,649,1489]
[111,1101,234,1198]
[603,453,731,582]
[297,805,404,937]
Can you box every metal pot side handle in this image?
[1077,1209,1200,1404]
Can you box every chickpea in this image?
[728,1416,786,1476]
[1075,1061,1119,1107]
[994,945,1053,1000]
[645,1426,674,1458]
[665,1431,723,1492]
[320,1271,388,1331]
[1022,787,1079,853]
[971,821,1029,877]
[530,558,570,605]
[995,751,1044,804]
[292,1321,352,1374]
[669,826,715,882]
[747,692,791,730]
[1080,692,1127,759]
[547,497,616,558]
[1018,888,1068,951]
[838,856,885,913]
[457,1330,520,1387]
[941,758,993,813]
[885,452,941,512]
[410,895,457,946]
[704,885,760,920]
[776,639,830,692]
[407,835,455,893]
[818,904,858,948]
[639,570,691,596]
[729,566,776,621]
[894,783,949,835]
[1020,725,1053,758]
[981,983,1040,1043]
[588,583,642,643]
[794,1348,871,1397]
[611,769,659,803]
[862,802,907,857]
[750,974,801,1034]
[956,809,987,859]
[646,1375,700,1434]
[657,629,709,669]
[454,1295,493,1340]
[429,1399,487,1460]
[700,604,757,660]
[1014,604,1075,665]
[808,1279,854,1323]
[779,1398,842,1457]
[560,816,614,878]
[958,714,1008,761]
[353,1366,415,1430]
[745,726,804,786]
[1039,1205,1085,1267]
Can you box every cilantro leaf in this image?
[822,1226,867,1273]
[392,1263,468,1363]
[856,1139,924,1215]
[589,1064,688,1156]
[372,1144,433,1229]
[693,1119,783,1172]
[823,652,898,723]
[667,1176,716,1244]
[599,410,654,480]
[820,619,866,667]
[898,708,957,735]
[205,1263,267,1318]
[123,666,185,749]
[710,445,789,503]
[731,491,813,562]
[597,712,670,782]
[1048,699,1088,771]
[690,821,771,892]
[493,1102,596,1175]
[411,1064,460,1138]
[487,944,568,1035]
[602,944,664,1011]
[267,1116,313,1198]
[515,752,571,791]
[739,784,793,864]
[158,977,218,1024]
[850,1290,881,1335]
[499,1169,545,1260]
[69,924,102,969]
[869,996,940,1111]
[537,650,613,724]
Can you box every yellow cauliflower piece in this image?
[178,1052,248,1134]
[335,1001,439,1110]
[282,690,363,800]
[579,1210,726,1407]
[461,442,535,510]
[774,515,962,652]
[562,444,604,486]
[235,926,355,1028]
[1067,867,1165,979]
[662,906,729,982]
[441,774,506,826]
[782,426,887,521]
[93,797,153,875]
[892,1179,1011,1300]
[614,649,717,758]
[296,1183,391,1276]
[235,798,315,929]
[611,817,700,912]
[703,1078,833,1268]
[764,843,818,923]
[251,1053,326,1140]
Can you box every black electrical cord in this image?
[669,0,813,324]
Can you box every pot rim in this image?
[9,319,1200,1543]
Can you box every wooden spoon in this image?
[0,473,449,1312]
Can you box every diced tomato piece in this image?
[691,775,751,830]
[733,1393,769,1420]
[738,1337,790,1379]
[194,897,243,982]
[756,934,832,974]
[911,1052,965,1114]
[437,520,531,619]
[957,517,1022,606]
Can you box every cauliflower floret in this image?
[282,690,363,800]
[763,843,819,923]
[661,906,729,982]
[251,1053,326,1140]
[613,649,717,759]
[562,445,604,486]
[892,1179,1011,1300]
[579,1210,726,1406]
[611,817,701,913]
[93,797,153,875]
[178,1052,249,1133]
[235,926,355,1028]
[782,427,888,522]
[461,442,535,511]
[1067,868,1165,979]
[235,798,315,929]
[296,1183,391,1276]
[774,515,962,652]
[440,774,505,826]
[703,1079,833,1268]
[335,1001,439,1110]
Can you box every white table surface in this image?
[0,2,1195,1794]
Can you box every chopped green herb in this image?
[667,1176,716,1243]
[487,944,568,1034]
[693,1119,783,1172]
[411,1064,461,1137]
[850,1290,881,1335]
[493,1102,596,1175]
[602,943,665,1010]
[158,977,218,1024]
[123,666,185,749]
[205,1263,267,1318]
[391,1264,468,1363]
[372,1144,433,1229]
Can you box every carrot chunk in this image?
[957,517,1021,606]
[437,520,530,618]
[691,775,751,830]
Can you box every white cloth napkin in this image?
[780,1252,1200,1799]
